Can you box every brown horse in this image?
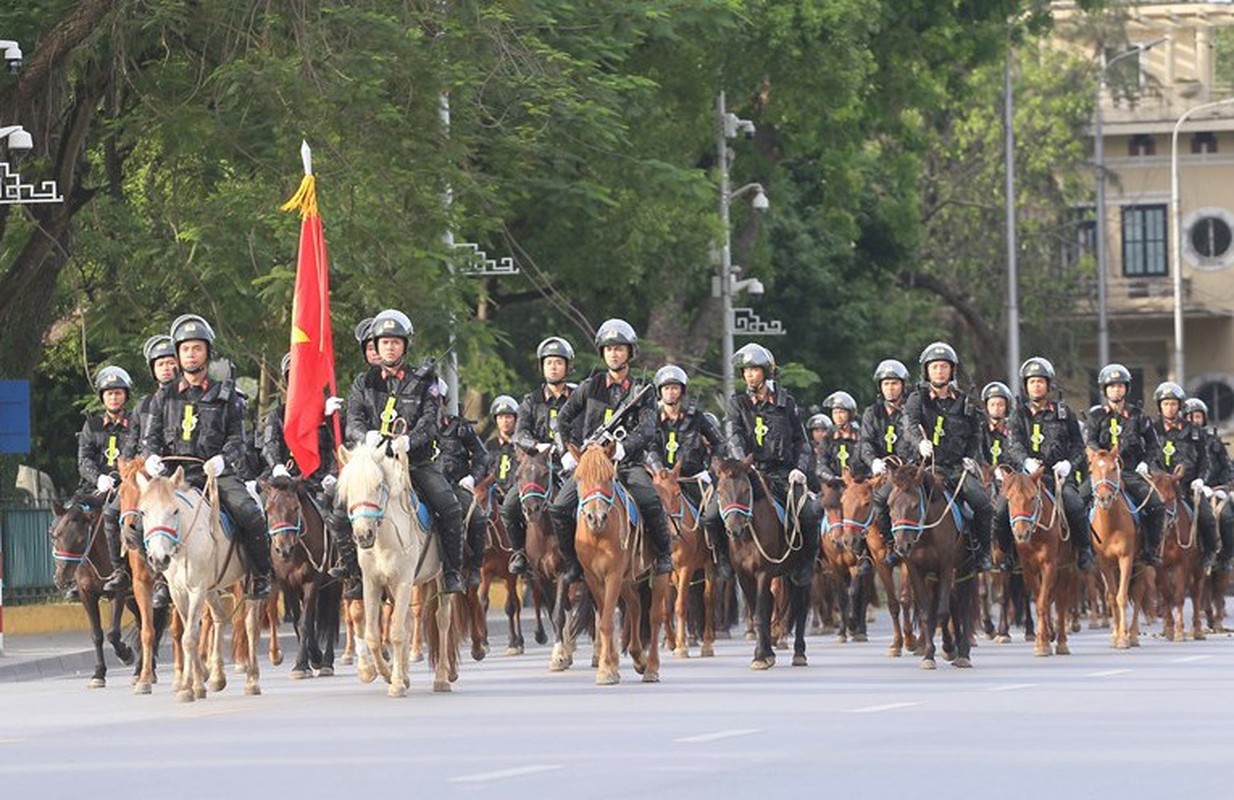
[713,456,811,670]
[1148,470,1205,642]
[840,474,916,656]
[262,476,341,677]
[116,457,173,693]
[818,479,868,643]
[473,473,534,656]
[573,442,666,685]
[1000,467,1077,657]
[979,466,1034,645]
[886,465,975,669]
[50,495,137,687]
[650,464,717,659]
[1087,448,1156,649]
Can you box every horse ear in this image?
[672,461,682,478]
[1172,464,1184,480]
[337,445,351,467]
[741,453,755,470]
[135,472,150,493]
[52,498,66,517]
[1030,463,1046,481]
[171,466,186,489]
[1110,445,1120,460]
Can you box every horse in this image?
[262,476,342,677]
[1087,448,1155,649]
[713,456,811,670]
[50,495,136,687]
[134,467,262,701]
[515,448,583,671]
[978,465,1034,645]
[457,472,498,661]
[886,464,975,669]
[839,473,916,656]
[1000,466,1077,657]
[650,464,717,659]
[1148,469,1205,642]
[573,442,667,685]
[818,478,868,644]
[335,440,458,697]
[473,473,532,656]
[116,457,174,693]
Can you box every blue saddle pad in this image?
[942,490,971,532]
[219,509,236,540]
[408,489,433,530]
[769,495,787,528]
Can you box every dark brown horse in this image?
[471,472,534,657]
[50,495,137,687]
[886,464,975,669]
[818,479,868,643]
[1148,469,1205,642]
[839,474,916,656]
[713,456,810,670]
[262,476,341,677]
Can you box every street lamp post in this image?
[1170,96,1234,389]
[1094,38,1167,368]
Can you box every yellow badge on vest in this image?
[884,424,897,454]
[181,405,197,441]
[1030,423,1044,452]
[379,396,398,436]
[105,435,120,467]
[838,443,849,471]
[932,415,945,446]
[1108,416,1121,448]
[989,437,1002,465]
[754,415,768,447]
[1162,439,1176,467]
[666,431,679,464]
[499,453,511,481]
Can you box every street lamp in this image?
[1170,96,1234,389]
[1094,37,1167,367]
[716,91,770,401]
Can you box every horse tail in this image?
[426,582,461,675]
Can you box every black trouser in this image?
[1191,493,1220,559]
[1078,471,1165,555]
[411,462,466,575]
[216,474,273,577]
[993,479,1091,565]
[500,486,527,550]
[699,470,819,569]
[102,493,126,572]
[454,483,489,572]
[1219,500,1234,564]
[550,465,672,562]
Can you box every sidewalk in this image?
[0,631,121,683]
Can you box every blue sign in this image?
[0,380,31,454]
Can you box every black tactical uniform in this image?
[1192,413,1234,570]
[436,412,490,586]
[815,423,865,483]
[260,401,337,491]
[503,383,573,574]
[78,367,139,595]
[1149,384,1219,569]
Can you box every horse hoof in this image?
[388,685,408,698]
[942,650,957,663]
[434,680,452,693]
[207,679,226,693]
[953,657,973,669]
[270,653,284,667]
[549,658,568,672]
[289,669,309,680]
[700,645,715,658]
[506,646,524,657]
[1055,643,1071,656]
[851,633,868,643]
[317,666,334,678]
[887,647,902,658]
[596,671,620,686]
[750,658,772,671]
[1194,631,1206,642]
[994,635,1011,644]
[177,689,195,703]
[339,654,355,666]
[1113,639,1130,650]
[410,651,424,664]
[1033,646,1051,658]
[194,687,207,700]
[358,667,377,684]
[117,646,135,666]
[673,648,689,659]
[642,670,660,683]
[471,646,487,662]
[134,682,152,695]
[920,659,937,670]
[88,677,106,689]
[792,654,808,667]
[1129,637,1141,648]
[244,684,261,696]
[591,655,600,669]
[534,630,548,645]
[744,631,757,642]
[834,634,848,644]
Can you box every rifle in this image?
[580,381,654,450]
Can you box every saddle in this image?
[942,489,972,532]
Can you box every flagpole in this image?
[300,141,343,448]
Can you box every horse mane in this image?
[890,465,921,493]
[575,445,616,486]
[118,456,145,482]
[818,481,843,510]
[715,457,751,479]
[1001,470,1032,499]
[337,442,384,501]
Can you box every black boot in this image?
[707,524,733,580]
[1143,521,1163,567]
[326,509,360,581]
[102,510,131,595]
[436,508,467,595]
[882,531,900,567]
[791,516,820,587]
[648,519,674,576]
[152,578,170,609]
[549,510,583,584]
[466,513,487,588]
[241,529,273,600]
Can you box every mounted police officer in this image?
[815,391,865,483]
[980,380,1028,571]
[807,413,833,450]
[551,319,674,581]
[1005,358,1095,571]
[434,380,490,588]
[648,364,728,575]
[337,308,467,594]
[488,394,520,498]
[1149,382,1219,571]
[1083,363,1165,567]
[903,342,994,572]
[505,336,575,575]
[79,366,138,597]
[260,352,340,493]
[355,317,381,368]
[1185,397,1234,571]
[140,314,274,598]
[703,343,819,587]
[860,359,915,563]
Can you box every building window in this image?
[1192,132,1218,154]
[1183,207,1234,271]
[1128,134,1156,157]
[1191,376,1234,425]
[1122,204,1168,276]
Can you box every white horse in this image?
[336,441,458,697]
[136,468,261,701]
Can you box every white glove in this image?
[390,435,410,455]
[364,430,383,449]
[458,475,476,491]
[561,451,578,472]
[324,396,344,417]
[692,471,712,487]
[871,458,886,476]
[788,469,807,485]
[535,442,553,454]
[1023,458,1042,475]
[1190,478,1206,495]
[962,457,978,474]
[96,474,115,493]
[1136,462,1150,478]
[918,439,934,459]
[145,454,165,476]
[321,474,338,491]
[1216,489,1228,502]
[613,441,626,463]
[1053,461,1072,480]
[1202,485,1214,499]
[203,455,226,477]
[272,464,291,479]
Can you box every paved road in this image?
[2,609,1232,799]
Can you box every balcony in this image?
[1077,275,1209,318]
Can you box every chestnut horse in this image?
[117,457,174,694]
[1148,470,1205,642]
[713,456,811,670]
[886,465,974,669]
[50,495,137,687]
[651,464,717,659]
[1000,467,1077,657]
[840,474,916,656]
[573,442,666,685]
[818,479,868,643]
[1087,448,1154,649]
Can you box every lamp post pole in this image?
[717,91,736,402]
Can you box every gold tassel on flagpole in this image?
[281,174,317,219]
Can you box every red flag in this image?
[280,142,337,476]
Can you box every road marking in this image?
[986,683,1035,692]
[1085,669,1131,678]
[849,702,920,714]
[449,765,563,784]
[674,728,761,744]
[1170,655,1212,664]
